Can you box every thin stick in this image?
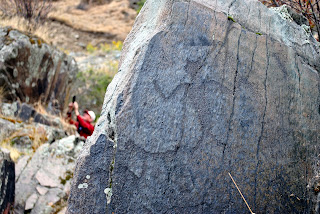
[228,172,254,214]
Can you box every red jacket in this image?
[69,115,94,139]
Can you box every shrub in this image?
[137,0,146,13]
[87,41,123,54]
[75,63,117,118]
[0,0,52,26]
[86,43,98,53]
[100,41,123,52]
[0,86,5,104]
[259,0,320,40]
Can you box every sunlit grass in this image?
[86,40,123,54]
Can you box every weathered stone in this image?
[36,185,49,195]
[0,148,15,214]
[67,135,115,213]
[31,188,64,214]
[0,27,78,110]
[11,102,64,128]
[25,193,38,210]
[17,103,35,122]
[67,0,320,213]
[15,136,83,213]
[15,156,30,182]
[0,102,19,117]
[35,168,61,188]
[0,118,17,143]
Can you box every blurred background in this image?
[0,0,146,117]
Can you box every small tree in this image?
[0,0,52,26]
[259,0,320,40]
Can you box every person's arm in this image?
[77,115,94,132]
[74,101,80,117]
[73,102,93,132]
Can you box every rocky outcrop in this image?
[67,0,320,213]
[14,136,84,214]
[0,27,78,110]
[0,102,68,150]
[2,102,62,127]
[0,148,15,214]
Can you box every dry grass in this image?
[34,101,78,135]
[0,143,22,162]
[0,129,28,161]
[0,16,51,42]
[0,122,48,161]
[0,86,5,104]
[48,0,136,40]
[34,101,49,116]
[59,115,77,136]
[29,125,48,151]
[0,114,22,123]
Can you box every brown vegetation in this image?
[259,0,320,40]
[0,0,52,28]
[0,0,136,52]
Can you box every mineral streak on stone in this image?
[0,148,15,214]
[67,0,320,213]
[67,135,115,213]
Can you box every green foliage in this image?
[100,41,123,53]
[59,170,73,185]
[86,41,123,54]
[256,32,262,35]
[75,62,117,119]
[137,0,146,13]
[86,43,98,53]
[227,15,236,22]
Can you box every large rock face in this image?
[0,27,78,110]
[67,0,320,213]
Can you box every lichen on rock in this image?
[67,0,320,213]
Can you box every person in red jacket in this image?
[66,101,95,139]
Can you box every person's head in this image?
[83,110,96,123]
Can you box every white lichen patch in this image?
[12,83,19,88]
[301,24,311,34]
[13,68,18,77]
[104,188,112,204]
[78,183,88,189]
[271,6,293,22]
[86,175,91,179]
[25,78,31,86]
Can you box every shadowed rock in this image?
[67,0,320,213]
[0,148,15,214]
[0,27,78,111]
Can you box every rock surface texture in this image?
[0,148,15,214]
[67,0,320,213]
[0,27,78,110]
[15,136,84,214]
